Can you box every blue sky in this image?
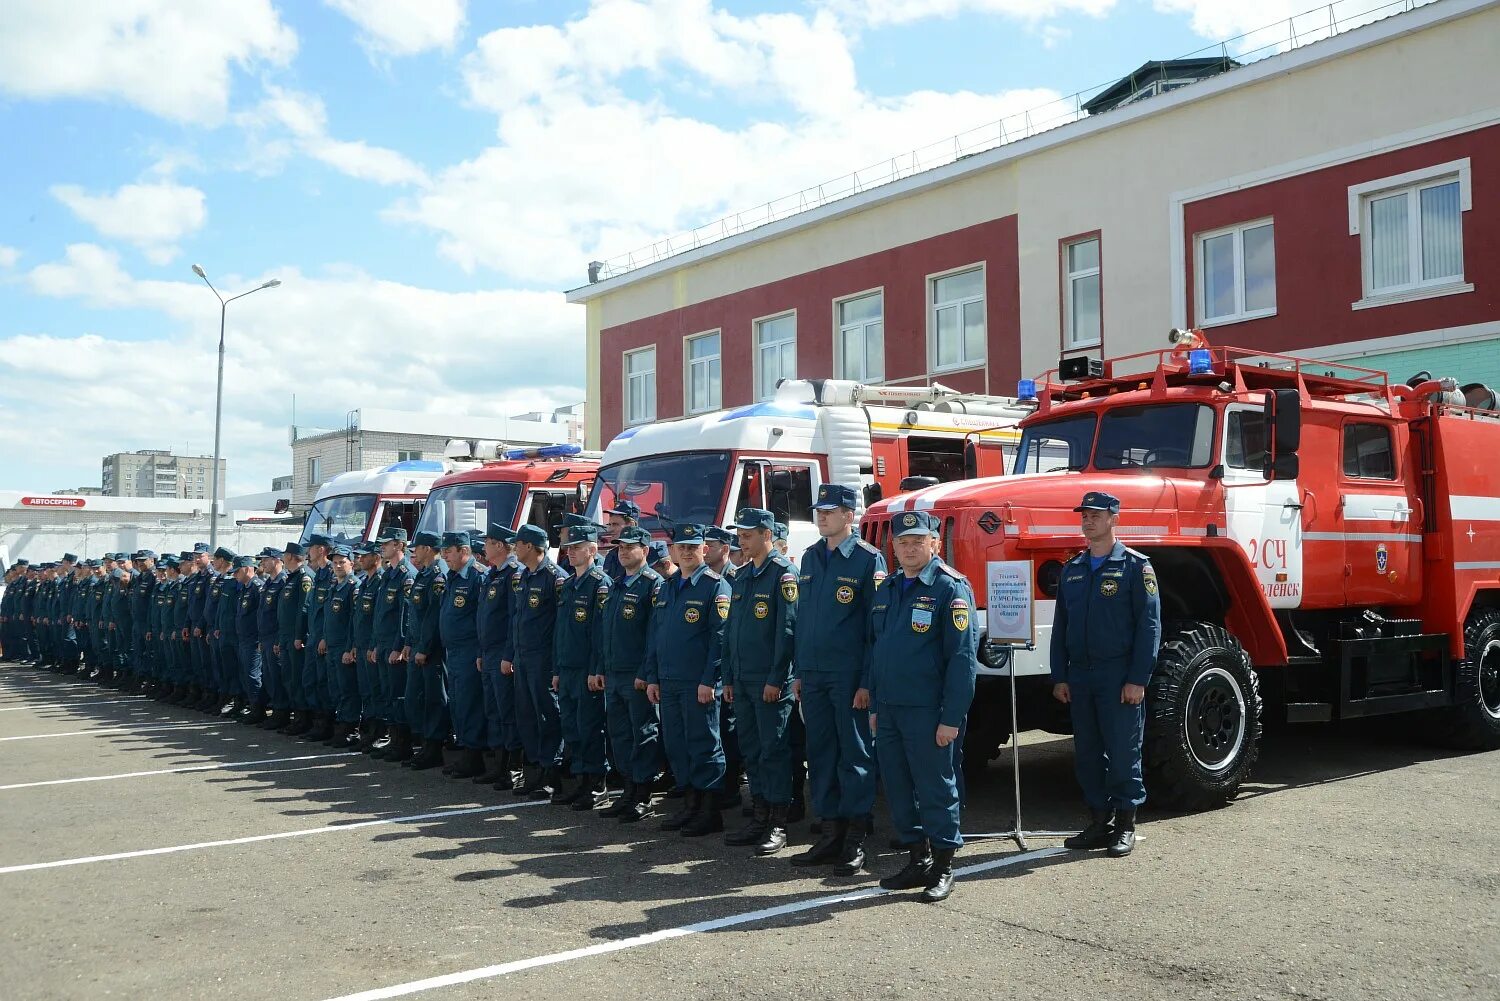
[0,0,1300,494]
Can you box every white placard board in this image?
[985,560,1034,645]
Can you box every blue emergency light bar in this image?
[1188,349,1213,375]
[503,443,583,461]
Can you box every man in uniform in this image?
[438,531,486,778]
[503,524,570,797]
[553,524,612,809]
[601,499,641,582]
[474,525,522,787]
[791,484,884,873]
[1051,491,1161,858]
[351,543,383,750]
[403,531,449,770]
[869,510,977,902]
[233,555,265,722]
[643,523,732,837]
[371,530,415,761]
[703,525,745,814]
[185,544,214,709]
[721,508,799,854]
[323,544,361,747]
[211,547,241,716]
[302,535,336,742]
[279,542,314,735]
[127,552,157,692]
[257,549,287,728]
[597,526,663,822]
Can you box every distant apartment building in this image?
[101,450,226,500]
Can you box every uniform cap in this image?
[773,522,789,542]
[813,483,859,511]
[669,523,706,545]
[563,523,602,545]
[439,530,472,550]
[729,508,775,532]
[62,553,78,563]
[1073,491,1121,514]
[893,510,939,538]
[305,534,333,550]
[212,546,237,562]
[234,555,258,569]
[283,541,306,557]
[647,540,671,565]
[703,526,734,545]
[109,568,125,580]
[375,527,409,544]
[515,524,549,549]
[605,499,641,520]
[411,530,442,549]
[615,526,652,546]
[193,542,212,554]
[135,550,157,560]
[484,523,518,544]
[257,547,282,559]
[329,544,354,560]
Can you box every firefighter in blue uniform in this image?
[644,523,732,838]
[128,552,157,691]
[597,526,663,822]
[503,524,570,797]
[321,545,360,747]
[279,543,314,735]
[869,510,977,903]
[437,531,487,778]
[703,525,745,814]
[211,548,239,715]
[372,530,415,761]
[349,543,379,747]
[790,484,885,873]
[1051,491,1162,859]
[721,508,799,855]
[601,499,641,582]
[474,525,522,787]
[256,549,286,728]
[232,555,264,721]
[403,531,449,770]
[552,523,612,809]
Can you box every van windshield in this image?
[416,482,524,538]
[586,451,732,532]
[300,494,377,545]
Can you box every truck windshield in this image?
[416,482,524,538]
[300,494,377,545]
[587,451,732,532]
[1014,403,1216,473]
[1013,415,1097,474]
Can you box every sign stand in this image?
[976,561,1077,852]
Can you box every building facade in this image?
[100,450,226,500]
[569,0,1500,447]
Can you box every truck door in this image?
[1222,406,1304,607]
[1338,419,1418,604]
[731,458,820,553]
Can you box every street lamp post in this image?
[191,264,281,547]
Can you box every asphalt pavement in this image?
[0,665,1495,1001]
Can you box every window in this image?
[1225,410,1268,471]
[836,292,884,382]
[1359,171,1466,300]
[587,451,732,531]
[1196,220,1275,325]
[685,331,721,414]
[931,267,985,369]
[1062,238,1101,349]
[767,463,815,525]
[624,347,656,425]
[307,456,322,485]
[1014,415,1097,474]
[397,450,422,462]
[1343,424,1394,479]
[755,313,797,400]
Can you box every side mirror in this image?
[962,438,978,480]
[1263,388,1301,480]
[1268,454,1299,480]
[862,482,883,508]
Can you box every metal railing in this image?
[587,0,1436,283]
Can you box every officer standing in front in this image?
[403,531,449,771]
[437,531,486,778]
[257,549,287,729]
[371,530,415,761]
[1051,491,1161,858]
[596,526,663,823]
[552,524,612,809]
[474,525,522,787]
[278,542,314,735]
[234,555,265,722]
[869,510,977,903]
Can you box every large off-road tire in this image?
[1425,608,1500,751]
[1144,621,1263,812]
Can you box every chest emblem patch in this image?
[453,593,466,609]
[753,600,769,619]
[1099,578,1119,598]
[835,584,855,605]
[574,605,587,622]
[911,608,932,634]
[623,604,636,620]
[684,606,701,624]
[528,592,540,608]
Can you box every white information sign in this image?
[985,560,1034,645]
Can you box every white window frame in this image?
[683,329,721,415]
[753,310,797,401]
[622,346,656,426]
[927,263,987,373]
[1062,237,1101,350]
[396,450,421,462]
[833,288,884,383]
[1348,158,1473,310]
[307,456,322,486]
[1193,218,1277,327]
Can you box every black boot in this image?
[661,788,699,832]
[599,780,635,819]
[681,790,723,837]
[309,714,336,742]
[550,772,580,805]
[515,763,545,798]
[619,787,653,824]
[283,711,312,736]
[835,816,867,876]
[385,725,414,763]
[755,804,789,855]
[371,725,393,751]
[920,847,956,902]
[357,723,381,752]
[323,721,352,748]
[525,766,558,800]
[409,739,445,770]
[571,776,608,811]
[791,818,846,867]
[221,698,243,718]
[473,750,506,784]
[724,797,769,846]
[263,709,290,731]
[1106,809,1136,857]
[450,748,486,779]
[492,750,518,791]
[879,841,934,891]
[1064,809,1116,850]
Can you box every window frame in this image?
[683,329,722,415]
[832,288,885,383]
[1060,233,1102,351]
[622,346,657,427]
[1341,422,1397,481]
[307,456,322,486]
[1348,159,1472,309]
[1193,217,1277,328]
[752,310,798,401]
[927,262,987,373]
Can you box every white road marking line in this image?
[323,845,1069,1001]
[0,722,223,742]
[0,699,150,712]
[0,752,360,790]
[0,802,549,875]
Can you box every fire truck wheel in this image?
[1143,621,1262,812]
[1427,608,1500,751]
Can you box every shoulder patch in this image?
[702,568,721,582]
[938,564,967,582]
[778,571,798,603]
[1123,547,1149,560]
[855,539,881,555]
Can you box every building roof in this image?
[1080,57,1240,115]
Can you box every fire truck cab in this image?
[863,335,1500,809]
[414,444,600,555]
[583,378,1030,551]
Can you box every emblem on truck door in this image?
[1375,543,1388,574]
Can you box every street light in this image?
[191,264,282,547]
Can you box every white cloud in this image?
[822,0,1115,27]
[326,0,467,57]
[7,245,582,492]
[50,182,207,264]
[240,86,431,186]
[0,246,19,268]
[0,0,296,125]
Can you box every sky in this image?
[0,0,1327,495]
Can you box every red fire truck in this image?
[861,333,1500,809]
[414,444,600,554]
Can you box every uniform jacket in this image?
[598,566,662,675]
[1049,542,1162,687]
[642,564,730,688]
[867,556,978,729]
[554,561,610,671]
[723,553,798,689]
[503,558,570,665]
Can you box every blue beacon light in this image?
[1017,379,1038,402]
[1188,349,1213,375]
